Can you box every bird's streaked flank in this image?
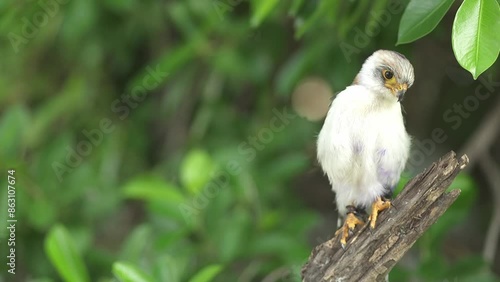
[317,50,415,247]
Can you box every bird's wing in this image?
[375,152,401,192]
[317,85,377,186]
[374,131,409,193]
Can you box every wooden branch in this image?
[302,151,469,282]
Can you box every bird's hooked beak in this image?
[395,83,408,102]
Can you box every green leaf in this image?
[250,0,279,27]
[123,175,185,204]
[213,209,250,262]
[188,265,223,282]
[452,0,500,79]
[153,255,186,282]
[180,149,216,195]
[112,261,155,282]
[149,201,192,225]
[397,0,455,44]
[119,225,151,262]
[44,225,90,282]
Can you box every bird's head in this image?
[354,50,414,102]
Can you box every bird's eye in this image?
[383,70,394,80]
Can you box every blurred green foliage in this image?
[0,0,499,281]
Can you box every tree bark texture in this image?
[301,151,469,282]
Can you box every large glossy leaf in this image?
[113,261,155,282]
[397,0,455,44]
[44,225,90,282]
[452,0,500,79]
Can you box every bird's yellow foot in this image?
[368,196,391,229]
[339,210,364,248]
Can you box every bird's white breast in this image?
[317,85,410,215]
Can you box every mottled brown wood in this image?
[302,151,469,282]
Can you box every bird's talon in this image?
[369,197,391,229]
[334,228,341,236]
[339,212,364,247]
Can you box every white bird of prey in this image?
[317,50,414,247]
